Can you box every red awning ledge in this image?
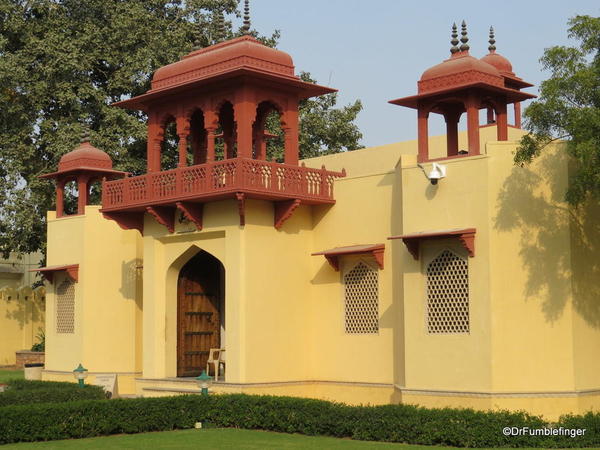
[312,244,385,271]
[388,228,476,260]
[31,264,79,283]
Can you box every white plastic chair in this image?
[206,348,226,381]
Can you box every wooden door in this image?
[177,252,221,377]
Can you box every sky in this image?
[240,0,599,148]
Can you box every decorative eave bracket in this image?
[102,211,144,234]
[31,264,79,283]
[147,206,176,233]
[176,202,203,231]
[312,244,385,271]
[388,228,476,260]
[274,199,301,229]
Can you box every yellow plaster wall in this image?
[569,184,600,393]
[44,206,142,392]
[398,154,493,392]
[45,212,85,370]
[242,200,314,382]
[308,171,396,386]
[0,287,44,366]
[0,251,45,365]
[487,142,577,393]
[141,199,241,380]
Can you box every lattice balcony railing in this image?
[102,157,344,210]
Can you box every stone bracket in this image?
[176,202,203,231]
[388,228,476,260]
[102,211,144,234]
[146,206,176,233]
[274,199,301,230]
[312,244,385,272]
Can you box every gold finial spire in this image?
[459,20,469,52]
[242,0,251,35]
[450,23,459,54]
[488,26,496,52]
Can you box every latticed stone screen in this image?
[56,279,75,334]
[426,250,469,334]
[343,262,379,334]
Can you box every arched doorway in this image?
[177,250,224,377]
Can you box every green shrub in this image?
[0,379,106,407]
[0,394,597,447]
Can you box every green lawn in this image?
[0,368,23,383]
[0,428,556,450]
[1,429,409,449]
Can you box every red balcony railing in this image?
[101,157,345,211]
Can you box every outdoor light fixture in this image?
[196,370,212,396]
[73,363,88,387]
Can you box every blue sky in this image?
[241,0,599,147]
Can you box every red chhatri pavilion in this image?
[40,131,126,217]
[389,22,535,162]
[100,16,344,233]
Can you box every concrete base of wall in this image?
[136,377,399,405]
[39,371,600,421]
[42,370,141,396]
[400,387,600,421]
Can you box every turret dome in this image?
[58,140,112,172]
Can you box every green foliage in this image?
[0,369,23,383]
[0,393,598,447]
[0,1,363,259]
[0,379,105,407]
[30,329,45,352]
[265,72,363,161]
[515,15,600,205]
[0,0,249,258]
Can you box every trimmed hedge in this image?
[0,379,106,407]
[0,394,598,447]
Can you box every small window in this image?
[56,279,75,334]
[426,249,469,334]
[343,261,379,334]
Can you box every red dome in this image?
[418,51,503,93]
[58,142,112,172]
[480,51,514,76]
[151,36,295,91]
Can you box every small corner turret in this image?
[389,22,535,163]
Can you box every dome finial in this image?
[242,0,251,35]
[216,9,226,43]
[450,23,459,54]
[80,126,90,144]
[488,26,496,52]
[460,20,469,52]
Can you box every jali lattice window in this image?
[56,279,75,334]
[426,249,469,334]
[344,262,379,334]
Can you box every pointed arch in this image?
[165,245,226,378]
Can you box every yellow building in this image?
[35,23,599,421]
[0,252,45,366]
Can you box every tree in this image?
[514,15,600,205]
[0,0,363,258]
[264,72,363,161]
